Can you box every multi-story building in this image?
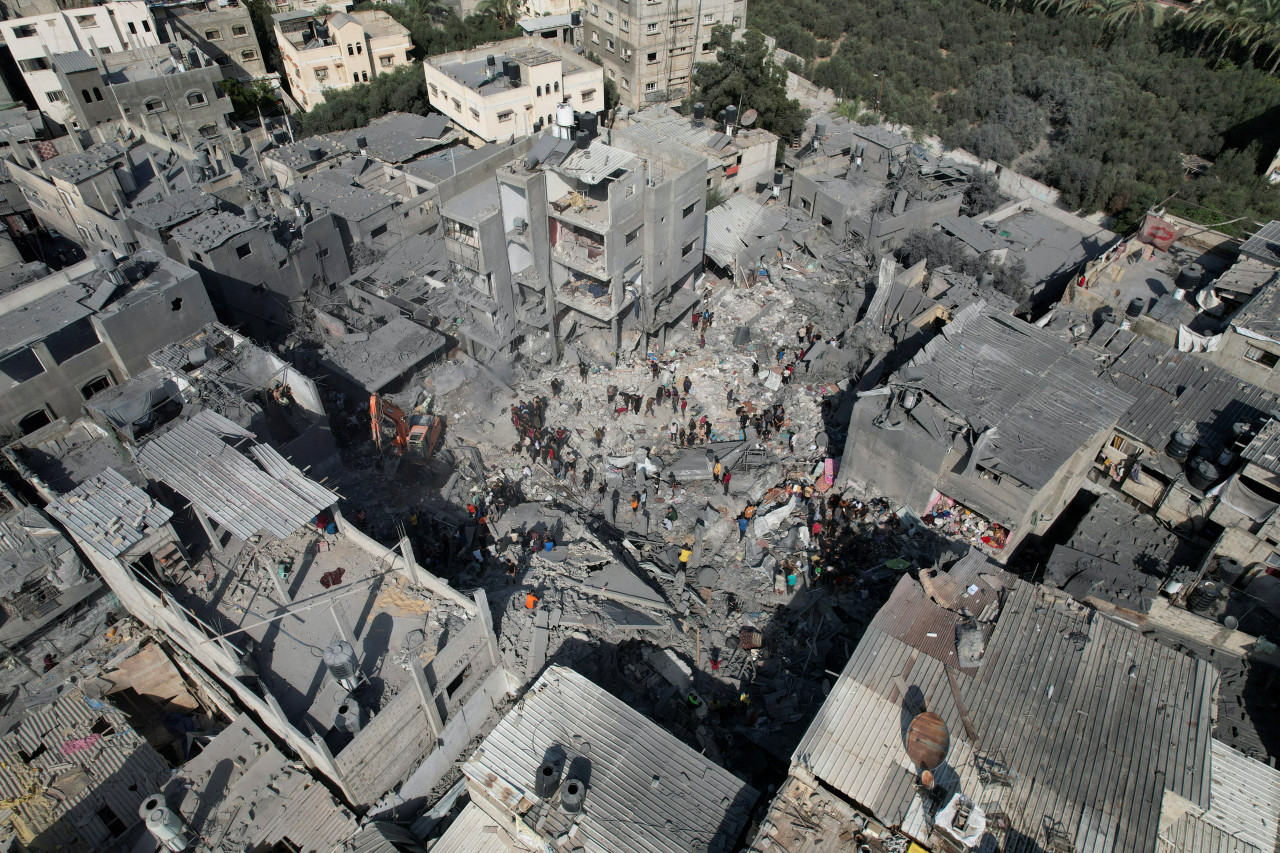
[582,0,744,109]
[0,0,160,129]
[0,247,215,435]
[150,0,269,80]
[274,9,412,110]
[435,115,706,366]
[424,37,603,142]
[50,42,236,148]
[612,103,778,198]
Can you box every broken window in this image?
[81,375,112,399]
[445,663,472,699]
[1244,345,1279,369]
[17,409,51,435]
[235,243,252,258]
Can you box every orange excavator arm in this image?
[370,394,409,455]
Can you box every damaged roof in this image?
[909,306,1133,489]
[1106,335,1279,451]
[47,468,173,559]
[704,194,790,268]
[136,409,335,541]
[1230,274,1280,342]
[793,553,1219,853]
[462,665,758,853]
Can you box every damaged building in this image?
[0,247,215,435]
[434,114,707,365]
[842,302,1133,559]
[753,550,1280,853]
[786,115,969,252]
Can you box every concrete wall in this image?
[155,1,269,81]
[839,394,948,511]
[94,271,217,373]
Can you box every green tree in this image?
[689,27,808,141]
[219,78,279,120]
[295,64,430,134]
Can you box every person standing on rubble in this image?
[678,544,692,571]
[738,514,749,541]
[551,378,561,397]
[645,397,656,416]
[692,311,701,329]
[631,493,640,516]
[632,394,641,415]
[594,426,604,447]
[583,467,594,490]
[580,362,589,381]
[671,392,680,414]
[722,469,732,496]
[752,360,760,378]
[713,458,722,481]
[680,397,688,417]
[682,376,692,394]
[669,420,679,441]
[607,384,617,406]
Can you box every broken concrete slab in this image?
[599,602,674,631]
[644,647,693,692]
[669,450,715,481]
[527,609,549,679]
[579,562,672,611]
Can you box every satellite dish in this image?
[740,108,758,127]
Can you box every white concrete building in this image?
[274,8,413,110]
[424,38,602,142]
[0,0,160,128]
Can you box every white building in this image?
[274,8,413,110]
[0,0,160,128]
[424,38,602,142]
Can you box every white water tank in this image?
[555,103,575,139]
[138,795,191,852]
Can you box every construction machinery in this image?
[370,394,445,468]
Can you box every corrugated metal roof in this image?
[911,308,1134,489]
[136,409,335,541]
[0,689,167,848]
[0,284,93,357]
[1241,418,1280,474]
[1239,220,1280,266]
[555,143,638,184]
[1107,336,1278,451]
[1158,813,1262,853]
[1231,276,1280,341]
[430,803,536,853]
[47,468,173,559]
[704,195,789,268]
[793,554,1220,853]
[1202,739,1280,852]
[51,51,98,75]
[463,665,758,853]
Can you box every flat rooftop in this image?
[430,39,589,93]
[180,524,463,731]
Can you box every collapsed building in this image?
[786,115,969,253]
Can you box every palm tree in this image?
[1099,0,1166,30]
[1188,0,1262,64]
[1244,0,1280,70]
[477,0,519,28]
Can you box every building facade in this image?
[581,0,744,108]
[150,0,269,81]
[274,9,412,110]
[51,43,236,149]
[0,248,215,435]
[424,38,602,142]
[0,0,160,128]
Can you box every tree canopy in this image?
[748,0,1280,231]
[689,27,809,142]
[294,65,431,135]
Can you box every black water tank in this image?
[486,54,496,67]
[724,104,738,126]
[575,129,590,150]
[503,59,520,83]
[532,119,543,133]
[773,168,784,186]
[1176,263,1204,290]
[693,101,705,122]
[1166,428,1196,461]
[1126,296,1146,318]
[579,111,599,138]
[534,760,562,798]
[561,777,586,812]
[571,9,581,25]
[1186,455,1221,491]
[1187,580,1221,613]
[355,134,367,150]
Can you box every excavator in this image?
[370,394,444,469]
